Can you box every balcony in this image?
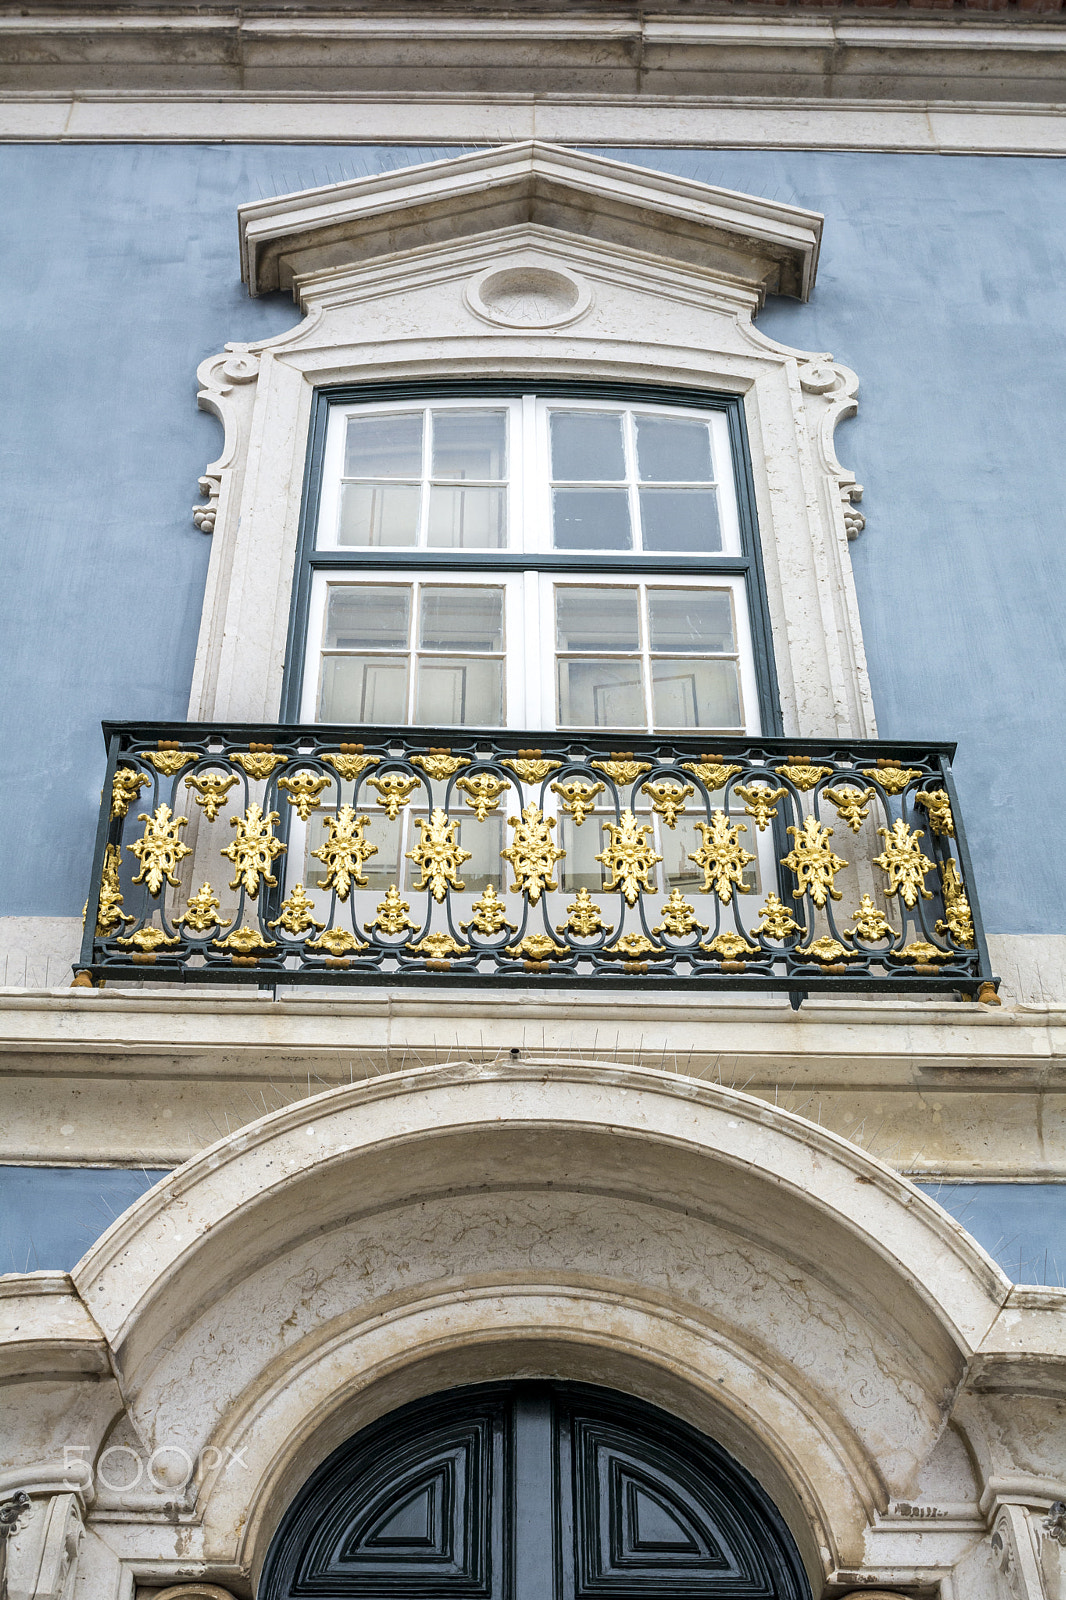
[78,722,997,1000]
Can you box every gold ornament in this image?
[859,763,923,796]
[701,929,759,959]
[550,778,605,826]
[455,772,510,820]
[681,760,742,791]
[223,804,286,898]
[751,892,800,941]
[268,883,325,935]
[278,772,333,820]
[212,925,277,955]
[231,749,286,780]
[185,771,240,821]
[894,940,951,963]
[734,783,786,831]
[915,788,955,837]
[312,806,376,900]
[640,779,695,829]
[502,805,564,903]
[782,815,846,907]
[653,888,707,939]
[110,767,150,819]
[845,894,896,942]
[591,758,652,785]
[411,752,471,781]
[407,931,471,958]
[146,747,195,776]
[373,884,416,936]
[602,933,660,960]
[823,785,876,834]
[462,884,517,938]
[128,804,191,897]
[506,932,569,961]
[688,811,755,903]
[322,750,380,782]
[936,859,975,948]
[501,756,561,784]
[596,809,662,906]
[774,762,833,792]
[177,882,222,933]
[94,844,134,935]
[407,808,472,901]
[557,887,613,939]
[306,926,368,956]
[117,925,181,951]
[796,935,855,964]
[873,819,935,907]
[366,771,422,820]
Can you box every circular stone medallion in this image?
[468,265,591,328]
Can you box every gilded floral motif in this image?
[411,752,471,781]
[653,888,706,939]
[501,756,560,783]
[222,804,286,898]
[751,892,800,941]
[212,925,278,955]
[462,884,516,938]
[322,750,380,782]
[407,809,471,901]
[894,940,951,963]
[110,767,150,820]
[591,758,652,785]
[128,804,191,897]
[185,771,240,821]
[373,884,416,936]
[231,749,286,780]
[312,807,377,900]
[859,763,923,796]
[845,894,896,942]
[681,760,742,791]
[550,778,605,826]
[94,844,134,934]
[506,933,569,961]
[407,931,470,958]
[178,882,222,933]
[796,935,855,964]
[701,930,758,959]
[774,762,833,792]
[873,819,935,907]
[596,809,662,906]
[915,788,955,837]
[267,883,325,935]
[366,771,422,820]
[502,805,564,903]
[781,815,846,907]
[117,925,181,951]
[687,811,754,903]
[640,780,694,829]
[602,933,659,959]
[146,748,195,776]
[306,927,369,956]
[455,772,510,820]
[936,859,975,947]
[823,785,876,834]
[734,783,786,831]
[557,887,612,939]
[277,772,333,820]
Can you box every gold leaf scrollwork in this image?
[774,762,834,792]
[117,925,181,951]
[278,772,333,820]
[602,933,661,960]
[322,749,380,783]
[653,888,707,939]
[267,883,325,936]
[557,887,613,939]
[455,772,510,820]
[128,805,191,897]
[232,748,286,781]
[751,892,800,941]
[681,760,743,792]
[591,758,652,786]
[373,884,416,937]
[407,931,470,959]
[701,930,759,960]
[506,933,569,961]
[366,771,422,820]
[410,751,471,782]
[462,884,517,938]
[915,788,956,837]
[177,882,222,933]
[859,762,923,796]
[94,844,134,935]
[845,894,896,942]
[146,746,195,776]
[640,780,695,829]
[937,859,975,948]
[823,785,876,834]
[796,935,857,965]
[312,806,376,900]
[185,771,240,821]
[407,809,472,902]
[873,819,935,907]
[306,927,369,956]
[501,755,561,784]
[550,778,605,826]
[110,768,150,819]
[502,805,564,903]
[222,804,286,898]
[734,783,786,831]
[596,809,662,906]
[893,940,952,964]
[781,815,847,907]
[213,925,278,955]
[688,811,754,903]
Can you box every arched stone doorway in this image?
[259,1381,811,1600]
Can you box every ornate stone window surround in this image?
[189,142,873,741]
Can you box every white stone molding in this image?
[151,1587,237,1599]
[5,1494,83,1600]
[993,1503,1050,1600]
[189,141,876,738]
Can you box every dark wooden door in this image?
[260,1383,810,1600]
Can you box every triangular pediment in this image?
[239,140,822,302]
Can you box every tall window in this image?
[288,387,776,736]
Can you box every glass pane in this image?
[651,659,742,729]
[338,482,420,546]
[555,587,640,652]
[635,415,713,482]
[639,487,721,553]
[431,410,507,480]
[344,412,423,478]
[318,656,408,723]
[552,488,632,551]
[550,411,626,481]
[560,818,611,895]
[427,485,507,549]
[419,587,504,652]
[557,660,645,728]
[324,586,410,650]
[647,589,735,652]
[415,657,504,725]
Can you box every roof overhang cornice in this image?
[238,140,824,302]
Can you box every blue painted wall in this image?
[2,144,1063,931]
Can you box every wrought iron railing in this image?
[77,722,997,998]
